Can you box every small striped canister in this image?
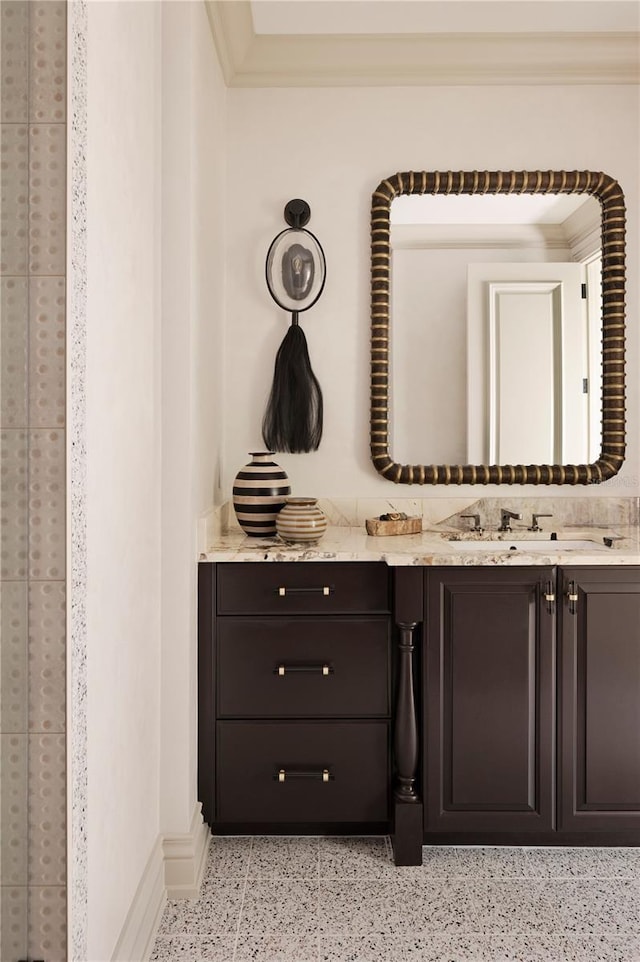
[276,497,327,544]
[232,452,290,537]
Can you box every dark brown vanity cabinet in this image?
[424,567,556,835]
[559,566,640,832]
[423,565,640,843]
[199,561,392,830]
[199,559,640,854]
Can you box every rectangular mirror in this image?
[370,170,626,485]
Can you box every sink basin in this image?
[451,539,605,552]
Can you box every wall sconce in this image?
[262,199,326,453]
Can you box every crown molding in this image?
[205,2,639,87]
[391,223,569,251]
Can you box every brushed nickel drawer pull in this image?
[544,580,555,614]
[567,580,579,615]
[276,768,333,783]
[275,664,333,676]
[276,586,333,597]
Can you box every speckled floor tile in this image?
[405,933,492,961]
[204,836,252,881]
[472,880,561,934]
[395,879,482,934]
[595,849,640,879]
[320,934,407,961]
[421,846,531,878]
[318,880,402,935]
[490,933,640,962]
[235,933,319,961]
[319,837,395,879]
[150,935,235,961]
[149,842,640,961]
[157,882,245,936]
[248,837,319,878]
[548,880,640,934]
[238,879,318,934]
[524,847,615,878]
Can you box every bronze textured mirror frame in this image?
[371,170,626,485]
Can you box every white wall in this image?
[84,2,225,957]
[224,84,639,499]
[159,0,226,837]
[85,3,162,959]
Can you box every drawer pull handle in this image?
[275,664,333,676]
[543,581,555,614]
[567,581,579,615]
[277,768,333,783]
[277,586,332,597]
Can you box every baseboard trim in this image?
[111,836,166,962]
[163,802,211,898]
[111,804,210,961]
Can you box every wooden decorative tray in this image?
[365,515,422,537]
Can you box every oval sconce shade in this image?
[266,227,326,314]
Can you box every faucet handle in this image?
[460,514,484,533]
[498,508,523,532]
[529,512,553,532]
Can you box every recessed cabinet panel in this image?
[217,562,390,615]
[217,617,390,718]
[217,721,389,823]
[425,568,555,833]
[560,567,640,831]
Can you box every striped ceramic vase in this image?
[232,452,290,537]
[275,497,327,544]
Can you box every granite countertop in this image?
[201,524,640,566]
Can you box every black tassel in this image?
[262,324,323,453]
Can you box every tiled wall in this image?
[1,2,67,960]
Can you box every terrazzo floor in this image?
[150,837,640,962]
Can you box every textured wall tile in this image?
[0,580,28,733]
[29,276,65,428]
[0,885,28,961]
[0,2,29,123]
[0,734,28,887]
[27,883,67,962]
[0,123,29,274]
[0,276,28,427]
[28,581,65,734]
[29,1,66,123]
[0,429,28,579]
[28,123,65,275]
[28,734,66,886]
[28,428,65,579]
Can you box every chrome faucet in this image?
[498,508,523,532]
[528,512,553,532]
[460,513,484,533]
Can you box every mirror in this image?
[370,170,626,485]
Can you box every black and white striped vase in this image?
[232,452,291,537]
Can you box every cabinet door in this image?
[425,568,556,833]
[559,566,640,831]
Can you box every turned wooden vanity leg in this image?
[392,618,423,865]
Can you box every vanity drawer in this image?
[216,721,389,823]
[217,617,390,717]
[216,562,390,615]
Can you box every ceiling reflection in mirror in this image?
[370,171,626,485]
